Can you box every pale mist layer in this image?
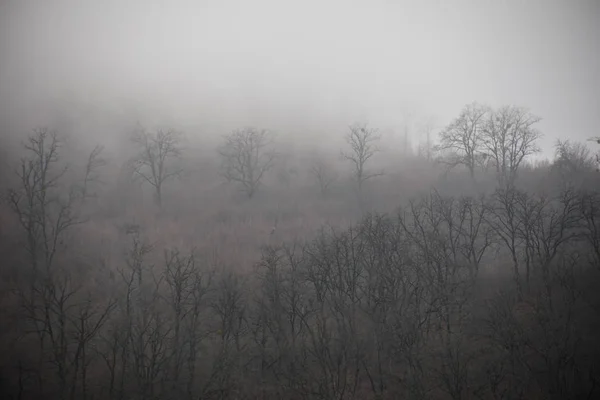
[0,0,598,157]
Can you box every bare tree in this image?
[105,230,157,400]
[587,136,600,170]
[182,262,213,400]
[418,115,438,162]
[482,106,542,186]
[530,190,580,281]
[118,232,171,400]
[68,294,116,400]
[402,111,414,156]
[80,144,106,202]
[249,244,312,398]
[483,253,596,400]
[218,127,276,198]
[163,247,214,399]
[310,154,338,197]
[342,122,383,193]
[554,139,596,171]
[553,139,597,187]
[488,187,526,296]
[130,125,183,207]
[6,129,84,274]
[164,248,196,396]
[358,213,431,398]
[6,128,110,399]
[396,192,494,400]
[274,149,299,188]
[579,191,600,270]
[435,102,489,181]
[206,272,248,398]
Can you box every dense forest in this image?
[1,102,599,400]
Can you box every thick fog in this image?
[4,2,600,399]
[1,0,598,154]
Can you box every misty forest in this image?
[1,1,600,400]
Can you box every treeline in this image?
[0,103,599,400]
[2,182,600,398]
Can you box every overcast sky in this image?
[1,0,598,155]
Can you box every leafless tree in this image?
[274,150,299,188]
[80,144,106,202]
[482,106,542,186]
[130,125,183,207]
[301,227,370,399]
[522,190,580,284]
[7,129,81,274]
[16,266,115,400]
[554,139,596,172]
[163,247,214,399]
[6,128,111,399]
[482,288,531,399]
[310,154,338,197]
[250,244,312,398]
[488,187,526,295]
[181,263,213,400]
[218,127,276,198]
[101,231,158,400]
[342,122,384,193]
[483,252,596,400]
[205,272,248,398]
[397,193,487,391]
[553,139,597,187]
[67,294,116,400]
[579,191,600,270]
[435,102,490,180]
[587,136,600,170]
[402,110,415,156]
[119,232,172,400]
[163,248,196,396]
[418,115,438,162]
[358,213,430,398]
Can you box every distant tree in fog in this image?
[130,125,183,208]
[435,102,489,180]
[553,139,597,182]
[310,154,337,196]
[482,106,542,186]
[417,115,438,161]
[275,152,299,188]
[342,122,383,192]
[218,127,276,198]
[587,136,600,170]
[80,144,106,201]
[437,103,542,186]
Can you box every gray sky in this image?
[1,0,598,155]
